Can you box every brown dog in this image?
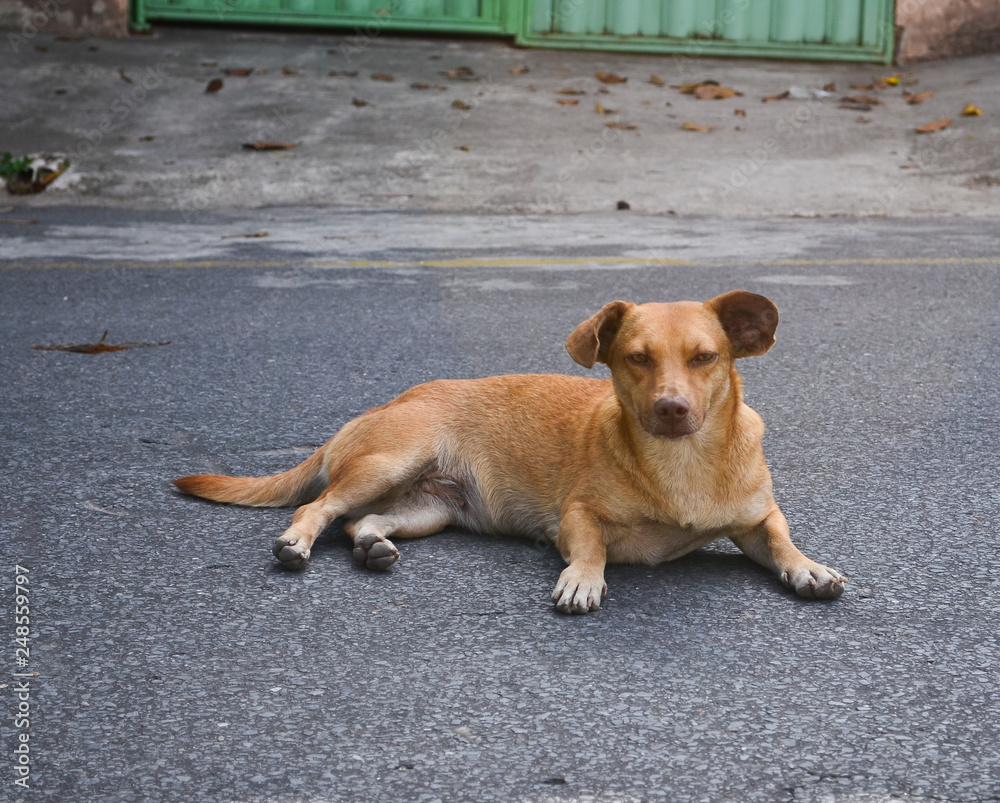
[174,290,846,613]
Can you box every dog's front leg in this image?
[552,504,607,614]
[731,507,847,599]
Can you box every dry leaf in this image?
[962,103,983,116]
[510,64,530,74]
[282,67,301,76]
[823,82,837,92]
[201,61,218,67]
[224,68,254,77]
[617,200,630,210]
[451,100,471,110]
[410,82,431,89]
[242,141,297,150]
[32,330,170,354]
[556,99,579,106]
[841,95,882,106]
[606,121,636,130]
[761,91,789,102]
[594,103,618,114]
[221,231,268,239]
[205,78,223,93]
[555,88,586,95]
[649,74,666,87]
[694,84,740,100]
[681,121,713,132]
[883,75,900,85]
[734,108,746,117]
[457,145,470,151]
[595,71,627,84]
[904,91,933,104]
[443,67,476,80]
[915,118,952,133]
[328,70,358,77]
[352,97,369,107]
[119,68,133,84]
[371,72,394,81]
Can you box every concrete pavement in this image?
[2,25,999,218]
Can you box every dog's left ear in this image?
[566,300,635,368]
[706,291,779,358]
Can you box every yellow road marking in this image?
[1,256,998,270]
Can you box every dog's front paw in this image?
[273,532,310,570]
[552,565,606,614]
[352,532,400,571]
[782,564,847,600]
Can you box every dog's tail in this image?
[173,448,327,508]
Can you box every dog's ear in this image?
[565,301,635,368]
[706,291,779,358]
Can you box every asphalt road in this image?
[2,209,999,803]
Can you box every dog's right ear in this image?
[565,301,635,368]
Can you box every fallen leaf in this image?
[352,97,369,107]
[371,72,394,81]
[962,103,983,116]
[694,83,740,100]
[555,88,586,95]
[883,75,900,85]
[221,231,268,239]
[681,121,713,132]
[606,121,636,130]
[761,91,789,102]
[856,116,871,124]
[556,99,579,106]
[410,82,431,89]
[595,71,627,84]
[0,218,38,225]
[904,91,933,104]
[915,118,952,133]
[205,78,223,93]
[594,103,618,114]
[649,74,666,87]
[510,64,530,74]
[32,330,170,354]
[328,70,358,77]
[443,66,476,80]
[734,108,746,117]
[457,145,470,151]
[617,200,630,210]
[118,68,133,84]
[242,141,297,150]
[841,95,882,106]
[823,82,837,92]
[451,100,471,110]
[201,61,218,67]
[139,136,155,141]
[281,67,301,76]
[224,67,254,77]
[840,101,873,111]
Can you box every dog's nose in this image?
[654,396,691,420]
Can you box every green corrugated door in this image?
[132,0,894,63]
[518,0,893,62]
[133,0,517,34]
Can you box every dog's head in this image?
[566,291,778,440]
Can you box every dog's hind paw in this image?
[352,532,400,571]
[782,564,847,600]
[273,533,310,570]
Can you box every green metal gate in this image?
[132,0,894,63]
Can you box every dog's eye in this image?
[627,352,647,364]
[693,352,718,364]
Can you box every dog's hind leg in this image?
[344,492,456,571]
[273,453,431,570]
